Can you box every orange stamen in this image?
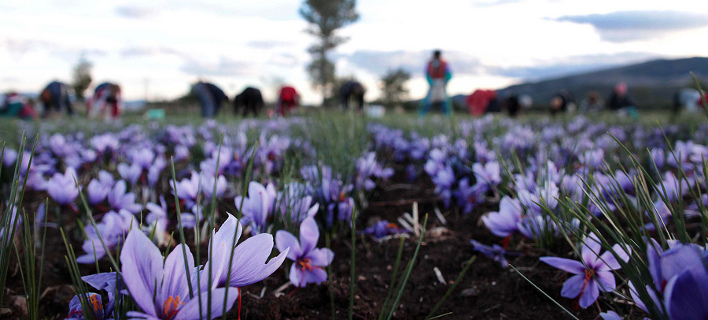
[163,296,184,320]
[298,258,314,271]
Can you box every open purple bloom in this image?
[472,161,501,189]
[87,171,115,205]
[540,233,630,309]
[275,217,334,287]
[482,196,522,237]
[129,148,155,170]
[171,171,201,207]
[66,293,106,320]
[46,167,79,205]
[235,181,276,234]
[82,272,122,317]
[117,163,142,185]
[77,209,135,264]
[107,180,142,213]
[198,214,288,290]
[120,228,239,320]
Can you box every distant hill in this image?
[495,57,708,109]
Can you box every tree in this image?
[299,0,359,106]
[72,55,93,101]
[380,68,411,108]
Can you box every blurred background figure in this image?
[340,80,366,112]
[549,90,574,116]
[466,89,496,116]
[607,82,636,110]
[234,87,264,117]
[672,88,704,115]
[39,81,73,118]
[0,92,38,120]
[192,81,227,118]
[420,50,452,117]
[607,82,638,119]
[87,82,122,120]
[276,85,299,117]
[579,91,604,113]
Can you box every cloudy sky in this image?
[1,0,707,104]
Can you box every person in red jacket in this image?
[276,86,299,116]
[420,50,452,117]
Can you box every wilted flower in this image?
[360,220,408,240]
[470,239,511,268]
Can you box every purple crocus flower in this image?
[235,181,276,234]
[360,220,409,240]
[66,293,106,320]
[482,196,522,238]
[129,148,155,170]
[46,167,80,206]
[2,148,17,167]
[82,272,122,317]
[87,171,115,205]
[663,245,708,320]
[200,174,227,200]
[540,233,630,309]
[117,163,142,185]
[629,241,708,319]
[455,178,485,214]
[107,180,142,214]
[599,311,621,320]
[171,171,201,207]
[120,228,239,320]
[198,214,288,289]
[275,217,334,287]
[472,161,501,189]
[77,209,135,264]
[470,239,511,268]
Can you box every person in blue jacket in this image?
[192,81,228,117]
[420,50,452,117]
[39,81,73,117]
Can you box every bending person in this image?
[39,81,73,117]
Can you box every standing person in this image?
[233,87,264,117]
[192,81,227,118]
[276,85,299,116]
[340,81,366,112]
[420,50,452,117]
[39,81,73,117]
[87,82,122,120]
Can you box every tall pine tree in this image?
[299,0,359,106]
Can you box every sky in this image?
[1,0,708,104]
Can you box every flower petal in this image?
[119,229,164,317]
[228,233,288,287]
[173,287,239,320]
[276,230,301,260]
[540,257,585,274]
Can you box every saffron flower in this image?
[120,228,239,319]
[275,217,334,287]
[46,167,80,206]
[198,214,288,289]
[482,196,522,237]
[470,239,513,268]
[66,293,106,320]
[234,181,276,234]
[107,180,142,213]
[360,220,409,240]
[82,272,122,317]
[540,233,630,309]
